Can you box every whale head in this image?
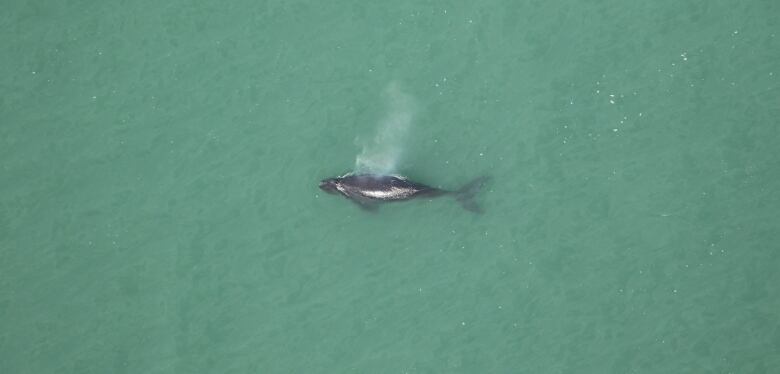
[319,178,341,194]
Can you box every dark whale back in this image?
[338,174,443,201]
[319,173,488,212]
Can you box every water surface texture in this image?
[2,1,779,373]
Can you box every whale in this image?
[319,173,489,212]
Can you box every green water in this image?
[2,1,779,373]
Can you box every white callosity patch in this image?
[359,186,414,200]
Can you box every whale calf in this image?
[319,173,489,212]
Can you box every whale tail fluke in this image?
[454,176,490,213]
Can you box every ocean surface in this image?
[2,1,779,373]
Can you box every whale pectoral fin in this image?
[359,203,379,212]
[350,198,379,212]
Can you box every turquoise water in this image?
[2,1,779,373]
